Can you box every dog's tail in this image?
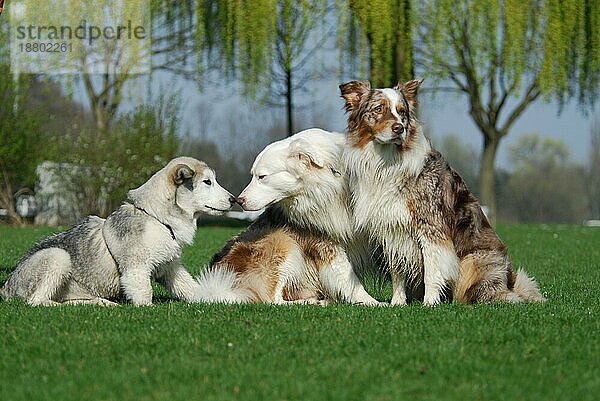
[511,269,546,302]
[194,266,251,304]
[454,256,545,303]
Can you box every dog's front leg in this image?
[156,259,201,303]
[390,270,408,305]
[319,246,381,306]
[120,264,153,306]
[419,237,459,306]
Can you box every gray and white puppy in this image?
[0,157,235,306]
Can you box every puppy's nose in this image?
[391,123,404,134]
[236,196,246,206]
[229,196,237,205]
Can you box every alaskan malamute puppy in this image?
[1,157,235,306]
[340,79,545,305]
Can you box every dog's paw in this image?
[96,298,119,307]
[422,297,441,307]
[390,296,408,306]
[353,299,385,307]
[29,299,60,307]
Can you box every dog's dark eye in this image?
[203,179,212,186]
[258,175,266,180]
[373,105,383,113]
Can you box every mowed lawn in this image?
[0,223,598,401]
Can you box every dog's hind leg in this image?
[25,248,71,306]
[319,246,381,306]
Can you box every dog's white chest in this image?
[352,175,412,232]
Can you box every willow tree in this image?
[197,0,329,136]
[413,0,600,222]
[197,0,278,97]
[337,0,413,87]
[10,0,197,136]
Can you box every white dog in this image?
[1,157,235,306]
[196,129,380,305]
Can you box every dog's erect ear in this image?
[172,164,195,186]
[394,78,423,104]
[339,80,371,112]
[288,139,325,169]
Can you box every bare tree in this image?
[268,0,334,136]
[72,1,198,136]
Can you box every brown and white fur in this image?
[195,128,380,305]
[340,79,545,305]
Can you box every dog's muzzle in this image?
[391,123,404,135]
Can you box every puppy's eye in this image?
[203,179,212,186]
[258,175,266,180]
[373,105,383,113]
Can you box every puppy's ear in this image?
[395,78,423,104]
[339,80,371,112]
[172,164,195,186]
[288,139,325,169]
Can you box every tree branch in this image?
[499,80,541,135]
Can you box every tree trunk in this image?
[393,0,413,83]
[285,67,293,137]
[479,135,501,225]
[365,0,413,88]
[93,104,108,138]
[0,163,24,226]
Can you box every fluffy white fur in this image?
[194,268,252,303]
[343,126,450,305]
[240,129,356,242]
[231,128,380,305]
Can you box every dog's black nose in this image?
[229,196,237,204]
[391,123,404,134]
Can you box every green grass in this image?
[1,224,599,401]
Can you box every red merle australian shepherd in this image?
[339,79,545,305]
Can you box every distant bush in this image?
[52,94,180,219]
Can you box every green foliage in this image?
[198,0,279,96]
[0,68,42,190]
[412,0,600,223]
[0,21,44,194]
[1,224,600,400]
[56,95,180,217]
[416,0,600,108]
[197,0,328,97]
[339,0,413,86]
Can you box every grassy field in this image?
[0,223,598,401]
